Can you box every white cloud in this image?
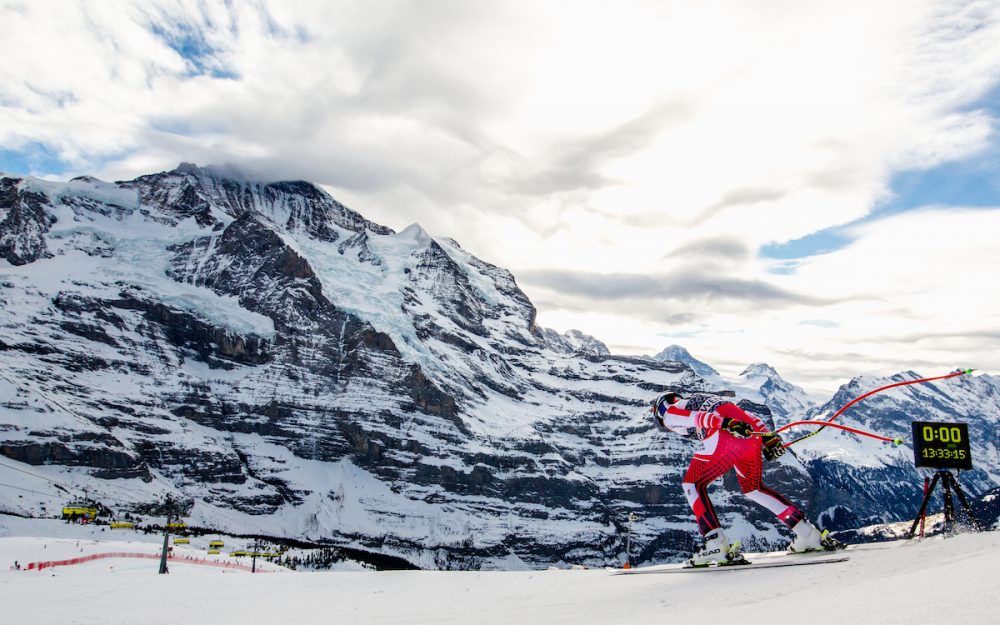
[2,0,1000,393]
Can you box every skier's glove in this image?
[761,433,786,461]
[720,418,752,438]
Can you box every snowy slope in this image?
[1,522,998,625]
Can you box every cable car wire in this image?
[0,480,65,499]
[0,459,72,491]
[0,369,102,432]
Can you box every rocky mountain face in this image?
[537,328,610,356]
[1,164,997,569]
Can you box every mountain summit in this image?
[653,344,719,378]
[736,362,814,423]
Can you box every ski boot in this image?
[789,520,847,553]
[688,529,750,567]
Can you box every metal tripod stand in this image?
[906,470,982,538]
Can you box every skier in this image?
[651,391,844,566]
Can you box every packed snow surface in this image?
[1,518,997,625]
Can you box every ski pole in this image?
[780,369,973,447]
[755,421,904,445]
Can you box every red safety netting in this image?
[25,551,273,573]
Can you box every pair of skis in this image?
[615,551,849,574]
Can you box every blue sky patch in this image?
[0,145,135,180]
[761,228,853,261]
[879,152,1000,214]
[762,83,1000,265]
[760,154,998,263]
[150,22,239,80]
[763,146,1000,263]
[0,143,70,177]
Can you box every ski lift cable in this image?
[0,459,148,505]
[0,480,66,500]
[201,500,271,536]
[0,459,74,491]
[0,371,172,507]
[0,369,106,431]
[3,370,286,528]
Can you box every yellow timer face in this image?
[911,421,972,470]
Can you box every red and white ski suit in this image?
[656,395,805,536]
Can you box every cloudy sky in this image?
[3,0,1000,395]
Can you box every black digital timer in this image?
[911,421,972,470]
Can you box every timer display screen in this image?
[911,421,972,470]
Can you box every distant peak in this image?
[398,223,432,245]
[171,162,267,184]
[540,327,610,356]
[564,329,610,355]
[70,175,102,184]
[740,363,781,379]
[654,344,719,377]
[655,344,693,360]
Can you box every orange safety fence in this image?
[24,551,274,573]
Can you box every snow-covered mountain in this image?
[651,348,813,424]
[1,164,801,568]
[537,328,610,356]
[652,344,718,378]
[1,164,998,569]
[735,362,815,423]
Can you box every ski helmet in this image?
[653,391,683,416]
